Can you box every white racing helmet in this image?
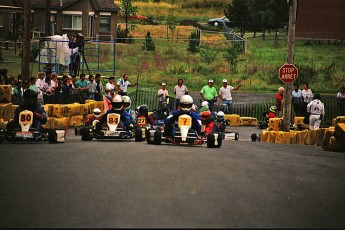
[111,94,124,111]
[123,95,131,110]
[93,108,101,118]
[180,95,193,112]
[216,111,225,121]
[201,101,209,109]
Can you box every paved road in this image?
[1,127,345,228]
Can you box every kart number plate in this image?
[107,114,120,125]
[15,132,34,138]
[137,117,146,125]
[105,131,120,136]
[178,116,191,127]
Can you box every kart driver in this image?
[84,108,102,126]
[200,110,214,135]
[137,104,154,127]
[98,94,132,131]
[8,89,47,132]
[123,95,136,125]
[164,95,202,137]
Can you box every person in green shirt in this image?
[200,79,218,112]
[76,73,90,101]
[28,77,37,92]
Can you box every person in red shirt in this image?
[275,87,284,117]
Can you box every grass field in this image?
[1,0,344,94]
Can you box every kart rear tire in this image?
[135,128,143,142]
[153,130,162,145]
[48,129,57,144]
[146,129,154,144]
[207,134,215,148]
[216,132,222,148]
[81,127,93,141]
[235,132,239,141]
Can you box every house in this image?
[0,0,120,40]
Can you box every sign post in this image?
[281,0,298,132]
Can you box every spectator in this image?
[69,34,80,76]
[218,79,242,114]
[42,75,54,104]
[292,84,303,116]
[173,78,188,110]
[88,75,97,100]
[199,101,210,113]
[157,82,169,109]
[0,68,8,84]
[29,77,37,91]
[12,80,22,105]
[336,86,345,116]
[53,80,63,104]
[302,83,313,117]
[275,87,284,117]
[51,73,58,90]
[35,72,45,105]
[116,73,137,96]
[61,75,72,104]
[106,76,116,92]
[94,73,103,101]
[76,73,90,101]
[200,79,218,112]
[307,93,324,130]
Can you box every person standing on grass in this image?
[200,79,218,112]
[292,84,303,116]
[173,78,188,110]
[218,79,242,114]
[106,76,116,93]
[88,75,97,100]
[116,74,137,96]
[275,87,284,117]
[157,82,169,109]
[302,82,313,117]
[336,86,345,116]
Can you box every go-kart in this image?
[147,114,222,148]
[0,110,65,144]
[213,119,239,141]
[134,115,155,142]
[80,113,133,141]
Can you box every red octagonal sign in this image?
[279,64,298,83]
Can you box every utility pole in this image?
[21,0,31,82]
[283,0,297,132]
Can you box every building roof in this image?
[0,0,119,12]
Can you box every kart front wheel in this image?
[48,129,57,144]
[81,127,93,141]
[207,134,215,148]
[135,128,144,142]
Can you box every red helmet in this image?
[200,110,211,121]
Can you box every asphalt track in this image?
[1,127,345,228]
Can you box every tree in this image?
[223,42,243,74]
[224,0,250,37]
[187,31,200,53]
[121,0,138,36]
[166,12,177,39]
[142,31,156,51]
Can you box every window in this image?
[99,16,110,33]
[63,15,82,30]
[0,13,3,27]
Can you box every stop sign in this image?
[279,64,298,83]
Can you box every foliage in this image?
[142,31,156,51]
[199,48,219,65]
[121,0,138,34]
[223,42,243,73]
[187,31,200,53]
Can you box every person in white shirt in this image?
[157,82,169,109]
[218,79,242,114]
[173,78,188,110]
[307,93,324,130]
[116,74,137,96]
[105,76,116,92]
[35,72,46,104]
[302,82,313,116]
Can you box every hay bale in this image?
[322,127,335,151]
[240,117,258,126]
[224,114,240,127]
[0,103,13,121]
[0,85,12,103]
[69,115,84,127]
[67,103,82,117]
[259,130,270,142]
[52,104,68,118]
[268,118,283,131]
[334,123,345,143]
